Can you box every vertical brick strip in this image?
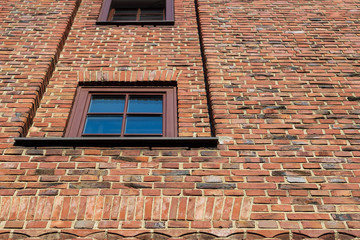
[43,197,54,220]
[9,197,20,220]
[68,197,80,220]
[103,196,112,220]
[18,197,29,220]
[231,197,242,220]
[26,197,37,220]
[178,197,187,220]
[204,197,215,220]
[240,197,253,220]
[135,196,144,220]
[161,197,170,220]
[194,197,206,220]
[20,0,82,137]
[169,198,178,220]
[0,197,11,220]
[51,196,62,220]
[144,197,152,220]
[111,196,120,220]
[77,197,87,220]
[193,0,216,137]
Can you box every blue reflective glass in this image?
[83,116,122,134]
[88,96,125,113]
[125,116,162,134]
[128,96,162,113]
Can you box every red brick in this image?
[301,221,323,229]
[121,221,142,229]
[26,221,48,228]
[4,221,24,229]
[50,221,72,228]
[98,221,119,229]
[251,213,285,220]
[288,214,331,220]
[191,221,211,229]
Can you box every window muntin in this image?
[97,0,174,24]
[65,87,177,137]
[110,8,165,21]
[83,94,164,137]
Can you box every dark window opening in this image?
[65,87,177,137]
[110,8,165,21]
[97,0,174,24]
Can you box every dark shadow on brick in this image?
[292,233,310,240]
[319,233,335,240]
[273,233,291,240]
[244,232,266,240]
[136,232,171,240]
[227,232,245,239]
[7,233,31,239]
[108,232,125,240]
[337,233,356,240]
[86,232,108,239]
[182,232,217,240]
[39,232,78,240]
[0,233,11,239]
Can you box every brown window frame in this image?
[97,0,174,25]
[65,86,177,137]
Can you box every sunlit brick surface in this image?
[1,0,360,239]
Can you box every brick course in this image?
[1,0,360,239]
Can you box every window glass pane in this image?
[125,116,162,134]
[83,116,123,134]
[88,96,125,113]
[110,0,165,8]
[115,9,138,15]
[140,9,164,21]
[128,96,163,113]
[141,9,164,14]
[113,15,137,21]
[113,9,137,21]
[140,15,164,21]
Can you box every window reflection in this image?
[125,116,162,134]
[84,116,123,134]
[88,96,125,113]
[128,96,163,113]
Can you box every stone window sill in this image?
[14,137,218,148]
[96,20,175,25]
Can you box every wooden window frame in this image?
[65,86,177,137]
[97,0,174,25]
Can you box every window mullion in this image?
[108,8,115,21]
[162,94,165,136]
[136,8,141,21]
[80,93,93,137]
[121,94,130,137]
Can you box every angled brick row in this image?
[0,196,251,222]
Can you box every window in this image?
[65,86,177,137]
[97,0,174,25]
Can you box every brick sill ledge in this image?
[96,20,175,25]
[14,137,218,148]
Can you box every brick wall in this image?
[0,0,360,239]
